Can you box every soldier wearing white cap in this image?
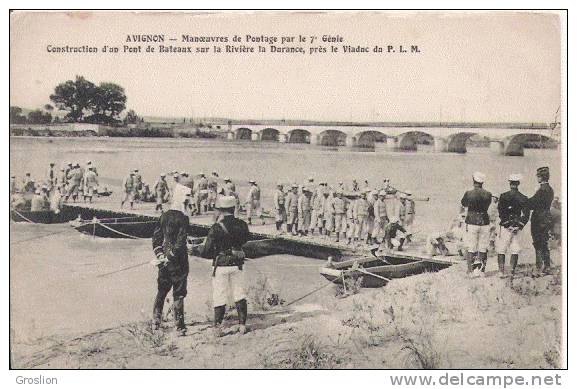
[151,185,191,336]
[496,174,529,276]
[365,190,379,244]
[245,180,264,225]
[297,186,313,236]
[207,171,219,210]
[194,172,209,215]
[309,187,326,235]
[321,189,335,238]
[273,182,287,233]
[153,173,169,212]
[191,195,251,336]
[461,172,493,275]
[353,191,371,243]
[65,164,83,202]
[398,191,416,229]
[286,184,300,235]
[121,170,137,209]
[132,169,143,202]
[332,191,347,242]
[83,166,99,203]
[46,162,57,191]
[372,190,389,242]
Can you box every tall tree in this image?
[91,83,126,118]
[50,75,96,122]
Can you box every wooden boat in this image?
[10,208,81,224]
[71,216,159,239]
[319,251,453,288]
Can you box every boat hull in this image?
[10,209,80,224]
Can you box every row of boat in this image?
[10,205,457,288]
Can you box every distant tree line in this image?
[10,75,140,126]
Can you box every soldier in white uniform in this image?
[332,191,347,242]
[273,182,287,234]
[245,180,264,225]
[297,186,312,236]
[373,190,389,243]
[286,184,299,235]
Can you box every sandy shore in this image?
[10,222,563,369]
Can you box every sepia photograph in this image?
[9,10,566,371]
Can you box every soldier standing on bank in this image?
[496,174,529,276]
[191,195,251,337]
[527,166,554,275]
[151,185,191,336]
[461,172,492,275]
[273,182,287,234]
[153,173,169,213]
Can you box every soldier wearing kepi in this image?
[151,185,190,336]
[192,195,251,336]
[297,186,312,236]
[286,184,299,236]
[273,182,287,234]
[527,166,555,275]
[332,191,347,242]
[496,174,529,276]
[153,173,169,212]
[245,180,264,225]
[461,172,492,275]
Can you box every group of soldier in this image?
[10,160,103,212]
[456,166,556,277]
[272,177,416,249]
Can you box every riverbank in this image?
[10,222,562,369]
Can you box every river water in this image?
[9,136,562,340]
[10,136,561,230]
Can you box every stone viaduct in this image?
[222,122,558,156]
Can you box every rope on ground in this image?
[284,276,340,307]
[96,260,151,278]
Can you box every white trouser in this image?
[496,227,522,255]
[246,200,261,219]
[212,266,247,307]
[465,224,491,253]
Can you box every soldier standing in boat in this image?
[46,162,57,192]
[22,172,35,194]
[191,195,251,337]
[153,173,169,213]
[297,186,312,236]
[496,174,529,277]
[273,182,287,234]
[245,180,264,225]
[121,170,136,209]
[286,184,300,236]
[151,186,191,336]
[527,166,554,275]
[461,172,492,275]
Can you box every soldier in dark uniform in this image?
[191,195,251,336]
[151,189,190,336]
[461,172,492,275]
[527,166,554,274]
[496,174,530,276]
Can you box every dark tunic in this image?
[527,183,554,249]
[194,215,250,260]
[497,189,529,229]
[461,187,492,226]
[152,209,189,297]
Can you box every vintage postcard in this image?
[9,10,566,372]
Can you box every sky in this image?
[10,11,562,123]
